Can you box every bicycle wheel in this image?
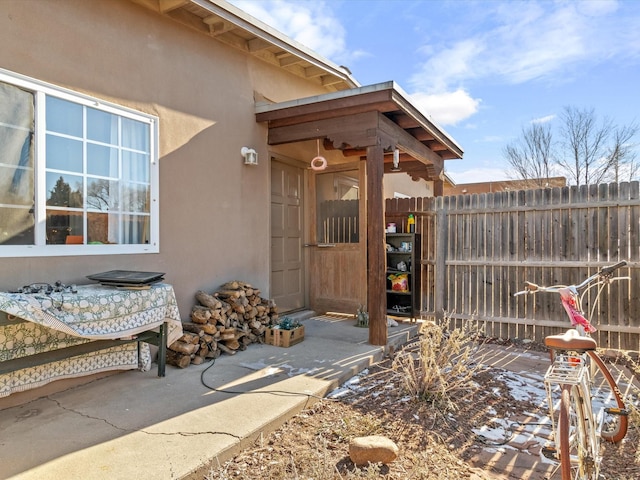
[558,384,599,480]
[587,351,628,443]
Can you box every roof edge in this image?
[256,81,463,159]
[202,0,360,88]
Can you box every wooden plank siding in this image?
[385,181,640,352]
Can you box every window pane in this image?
[0,82,33,127]
[122,183,149,212]
[46,172,83,208]
[46,96,82,137]
[87,178,118,211]
[46,134,83,172]
[0,76,157,255]
[0,207,34,245]
[46,209,83,245]
[87,107,118,144]
[87,212,119,244]
[122,117,149,151]
[122,150,149,182]
[87,143,118,177]
[0,82,34,245]
[315,171,359,244]
[122,214,149,244]
[1,164,33,206]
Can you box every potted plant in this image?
[265,317,305,347]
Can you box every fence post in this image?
[434,206,447,321]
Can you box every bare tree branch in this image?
[556,106,614,186]
[503,122,555,187]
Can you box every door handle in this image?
[303,243,336,247]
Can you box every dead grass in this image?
[198,328,640,480]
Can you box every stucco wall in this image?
[383,173,433,199]
[0,0,330,317]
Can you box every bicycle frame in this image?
[514,261,630,479]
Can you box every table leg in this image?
[157,321,167,377]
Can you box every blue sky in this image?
[229,0,640,184]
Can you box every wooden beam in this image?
[203,16,235,36]
[247,37,272,52]
[433,178,444,196]
[378,114,444,171]
[278,54,304,67]
[321,75,346,86]
[409,128,436,141]
[267,111,381,146]
[304,66,326,79]
[366,144,387,346]
[159,0,188,13]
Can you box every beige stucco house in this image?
[0,0,463,348]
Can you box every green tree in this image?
[47,176,82,207]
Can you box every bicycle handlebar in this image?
[513,261,628,297]
[599,260,627,277]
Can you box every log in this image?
[218,342,237,355]
[191,356,205,365]
[207,349,221,359]
[182,322,217,335]
[215,289,243,299]
[179,332,201,345]
[167,350,191,368]
[219,280,241,290]
[168,340,199,355]
[195,290,222,309]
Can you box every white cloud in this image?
[411,89,481,126]
[228,0,348,61]
[531,115,556,124]
[409,3,588,92]
[406,0,639,125]
[228,0,639,130]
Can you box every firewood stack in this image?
[166,281,279,368]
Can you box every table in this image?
[0,283,183,398]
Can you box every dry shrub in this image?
[618,352,640,427]
[391,318,486,411]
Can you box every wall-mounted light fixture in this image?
[241,147,258,165]
[390,148,401,171]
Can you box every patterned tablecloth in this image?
[0,283,183,398]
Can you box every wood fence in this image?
[385,181,640,351]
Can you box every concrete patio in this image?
[0,313,419,480]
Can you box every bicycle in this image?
[513,261,630,480]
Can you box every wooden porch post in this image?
[366,144,387,346]
[433,178,444,197]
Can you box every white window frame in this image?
[0,68,159,257]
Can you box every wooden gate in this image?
[386,182,640,351]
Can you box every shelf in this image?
[385,232,419,322]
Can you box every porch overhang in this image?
[255,81,463,182]
[256,82,464,347]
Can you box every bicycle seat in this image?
[544,329,597,351]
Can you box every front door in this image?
[270,159,305,312]
[308,161,367,314]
